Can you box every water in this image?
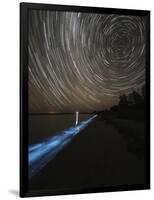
[28,114,145,190]
[28,114,96,178]
[29,114,92,145]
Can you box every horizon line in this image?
[29,112,101,115]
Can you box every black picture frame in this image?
[20,2,150,197]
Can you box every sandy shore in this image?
[29,116,145,191]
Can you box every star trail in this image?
[28,10,146,113]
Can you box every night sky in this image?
[28,10,146,113]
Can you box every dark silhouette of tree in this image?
[127,93,134,105]
[132,91,143,104]
[119,94,128,107]
[109,86,145,112]
[111,105,118,111]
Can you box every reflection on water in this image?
[29,114,92,145]
[28,114,146,190]
[28,114,97,178]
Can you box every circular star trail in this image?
[28,10,146,113]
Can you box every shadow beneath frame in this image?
[8,189,19,197]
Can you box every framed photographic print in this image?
[20,3,150,197]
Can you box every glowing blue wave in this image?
[29,114,97,178]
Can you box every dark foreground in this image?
[28,113,145,192]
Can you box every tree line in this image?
[119,86,145,107]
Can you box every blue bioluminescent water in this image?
[29,114,97,178]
